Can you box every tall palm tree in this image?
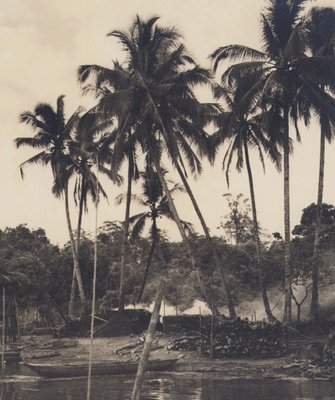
[79,61,141,312]
[117,165,192,303]
[211,78,281,321]
[210,0,335,323]
[78,16,234,316]
[15,96,88,312]
[304,7,335,320]
[67,111,119,316]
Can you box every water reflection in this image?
[0,366,334,400]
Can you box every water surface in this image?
[0,364,334,399]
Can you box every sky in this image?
[0,0,334,247]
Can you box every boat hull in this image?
[2,351,21,363]
[23,358,178,378]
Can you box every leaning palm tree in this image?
[128,165,192,400]
[15,96,88,313]
[303,7,335,321]
[117,165,193,303]
[210,0,335,323]
[211,78,281,321]
[78,16,234,316]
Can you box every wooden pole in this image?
[209,300,214,360]
[1,287,5,371]
[131,277,165,400]
[86,159,99,400]
[199,306,203,353]
[163,297,166,334]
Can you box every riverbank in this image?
[19,334,335,381]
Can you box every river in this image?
[0,364,335,399]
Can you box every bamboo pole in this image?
[131,277,165,400]
[163,297,166,334]
[209,300,214,360]
[86,159,99,400]
[1,287,5,372]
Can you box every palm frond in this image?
[210,45,267,72]
[18,151,48,178]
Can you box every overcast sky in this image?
[1,0,334,246]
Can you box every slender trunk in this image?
[151,153,216,315]
[69,183,85,316]
[64,185,86,317]
[310,129,325,321]
[118,155,133,312]
[44,291,71,325]
[65,184,86,317]
[131,276,165,400]
[145,95,218,314]
[76,183,85,258]
[297,304,301,324]
[69,268,77,317]
[283,108,292,324]
[71,181,87,315]
[243,139,275,322]
[67,185,76,318]
[137,226,157,303]
[175,162,236,318]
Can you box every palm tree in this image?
[210,0,335,323]
[117,165,192,303]
[304,7,335,320]
[67,111,119,316]
[15,96,88,313]
[78,16,233,316]
[211,78,281,321]
[79,61,141,312]
[127,165,193,400]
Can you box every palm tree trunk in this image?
[137,225,157,304]
[175,162,236,319]
[131,275,165,400]
[69,267,77,318]
[118,155,133,312]
[65,184,86,317]
[283,108,292,324]
[310,129,325,321]
[243,139,275,322]
[151,153,216,314]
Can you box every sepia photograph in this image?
[0,0,335,398]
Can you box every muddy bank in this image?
[19,334,335,381]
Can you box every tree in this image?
[220,194,254,245]
[117,165,192,303]
[78,16,229,316]
[303,7,335,321]
[219,193,276,320]
[210,0,335,323]
[211,73,282,320]
[0,225,70,328]
[66,117,112,317]
[15,96,87,313]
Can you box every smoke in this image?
[132,283,335,321]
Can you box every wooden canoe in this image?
[23,358,178,378]
[2,351,21,363]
